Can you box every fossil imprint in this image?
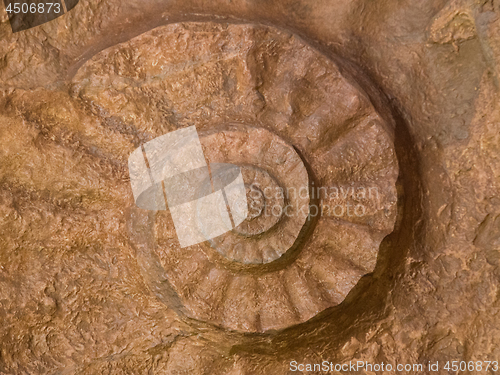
[72,22,399,332]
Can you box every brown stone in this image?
[0,0,499,373]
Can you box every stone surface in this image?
[0,0,499,374]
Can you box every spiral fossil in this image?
[68,22,399,332]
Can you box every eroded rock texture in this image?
[0,0,499,374]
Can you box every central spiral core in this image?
[233,166,284,236]
[200,125,310,265]
[244,184,265,220]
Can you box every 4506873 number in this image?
[5,2,61,14]
[444,361,499,372]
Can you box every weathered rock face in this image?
[0,0,499,374]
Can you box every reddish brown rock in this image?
[0,0,499,374]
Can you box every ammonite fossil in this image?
[71,22,399,332]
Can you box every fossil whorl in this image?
[200,125,310,264]
[71,22,399,332]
